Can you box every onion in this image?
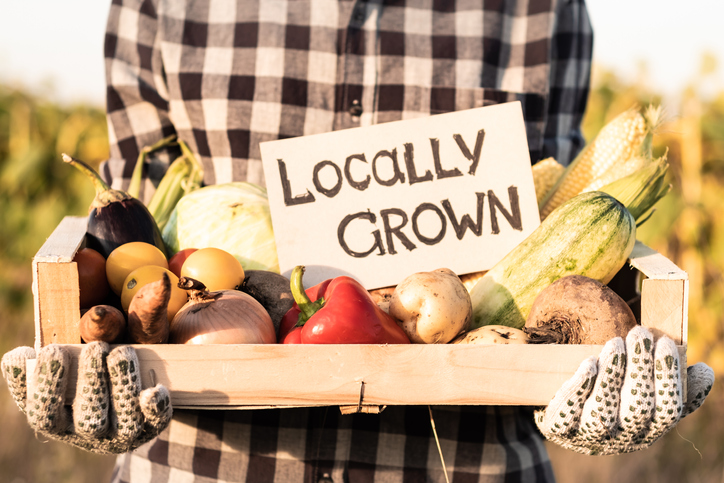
[169,278,277,344]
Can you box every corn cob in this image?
[532,157,565,204]
[147,139,204,231]
[539,106,659,219]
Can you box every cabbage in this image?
[162,182,280,273]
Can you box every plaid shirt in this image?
[102,0,592,203]
[112,406,556,483]
[104,0,593,481]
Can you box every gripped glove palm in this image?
[536,326,714,455]
[2,342,172,454]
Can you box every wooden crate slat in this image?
[640,279,688,345]
[32,262,81,348]
[32,216,86,349]
[629,241,688,281]
[629,240,688,345]
[33,216,87,261]
[26,344,689,408]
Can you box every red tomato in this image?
[168,248,198,278]
[74,247,110,308]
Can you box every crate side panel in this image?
[640,278,688,345]
[33,262,81,347]
[32,216,86,349]
[630,241,688,345]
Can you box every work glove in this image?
[535,326,714,455]
[2,342,172,454]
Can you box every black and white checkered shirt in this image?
[104,0,593,481]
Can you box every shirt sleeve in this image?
[101,0,179,202]
[542,0,594,166]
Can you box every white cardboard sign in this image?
[260,101,540,289]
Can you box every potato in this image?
[388,268,472,344]
[238,270,294,336]
[452,325,528,344]
[524,275,638,344]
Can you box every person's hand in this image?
[536,326,714,455]
[2,342,172,454]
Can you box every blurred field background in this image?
[1,56,724,481]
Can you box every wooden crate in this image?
[30,216,688,409]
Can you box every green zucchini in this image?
[469,191,636,329]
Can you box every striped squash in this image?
[469,191,636,329]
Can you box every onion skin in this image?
[169,288,276,344]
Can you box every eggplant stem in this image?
[62,153,110,194]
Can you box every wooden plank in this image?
[33,216,87,262]
[629,241,688,281]
[640,278,688,345]
[629,240,688,345]
[33,262,81,348]
[32,216,86,349]
[26,344,688,408]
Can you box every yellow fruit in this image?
[106,242,168,295]
[121,265,187,321]
[180,247,245,292]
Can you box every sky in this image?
[0,1,722,108]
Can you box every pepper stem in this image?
[289,266,324,327]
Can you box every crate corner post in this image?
[32,216,88,349]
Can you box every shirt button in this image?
[349,99,363,117]
[318,473,334,483]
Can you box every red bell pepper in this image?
[279,266,410,344]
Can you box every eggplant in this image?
[63,154,167,258]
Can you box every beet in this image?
[523,275,638,344]
[238,270,294,336]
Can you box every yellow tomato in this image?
[180,247,245,292]
[106,242,168,296]
[121,265,187,321]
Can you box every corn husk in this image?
[127,134,179,199]
[147,139,204,230]
[599,153,671,222]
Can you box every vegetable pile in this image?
[68,105,671,348]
